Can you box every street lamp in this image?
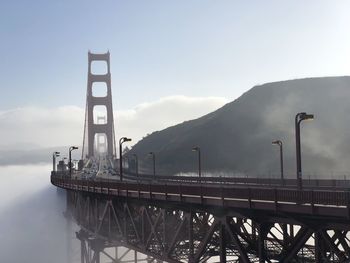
[52,151,60,173]
[132,154,138,177]
[272,140,284,183]
[119,137,132,182]
[295,112,314,190]
[69,146,79,178]
[192,146,201,178]
[148,152,156,178]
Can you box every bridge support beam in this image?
[64,188,350,263]
[188,211,194,262]
[219,222,227,263]
[257,223,268,263]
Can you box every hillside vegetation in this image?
[127,77,350,178]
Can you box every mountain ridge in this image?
[127,76,350,178]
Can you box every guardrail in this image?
[51,173,350,219]
[124,171,350,189]
[53,170,350,190]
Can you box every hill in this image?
[127,76,350,178]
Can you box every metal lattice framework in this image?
[76,230,162,263]
[59,178,350,263]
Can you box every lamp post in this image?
[119,137,132,182]
[52,151,60,173]
[132,154,138,177]
[69,146,79,178]
[295,112,314,190]
[148,152,156,178]
[192,146,201,178]
[272,140,284,183]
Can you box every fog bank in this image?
[0,164,79,263]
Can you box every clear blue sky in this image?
[1,0,350,110]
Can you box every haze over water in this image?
[0,164,79,263]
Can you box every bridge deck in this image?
[51,173,350,221]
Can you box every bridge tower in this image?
[82,51,116,158]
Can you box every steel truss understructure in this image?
[76,230,163,263]
[66,190,350,263]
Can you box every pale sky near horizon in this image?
[1,0,350,111]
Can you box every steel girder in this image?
[76,230,161,263]
[67,190,350,262]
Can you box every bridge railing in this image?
[51,173,350,209]
[52,170,350,190]
[123,171,350,189]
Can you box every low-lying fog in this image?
[0,164,79,263]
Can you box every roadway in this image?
[52,157,350,221]
[70,157,350,191]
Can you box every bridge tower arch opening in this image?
[94,116,108,156]
[82,51,116,159]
